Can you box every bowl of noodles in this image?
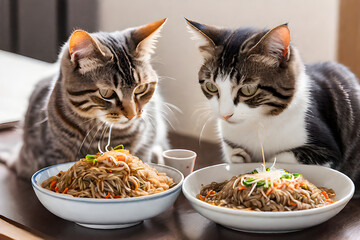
[31,148,184,229]
[182,162,354,233]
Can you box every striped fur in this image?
[187,19,360,197]
[12,21,169,179]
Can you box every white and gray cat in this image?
[186,19,360,196]
[5,19,170,179]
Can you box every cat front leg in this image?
[222,140,251,163]
[272,144,339,167]
[230,148,251,163]
[271,151,299,164]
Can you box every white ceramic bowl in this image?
[182,163,354,233]
[32,162,183,229]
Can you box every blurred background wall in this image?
[1,0,356,143]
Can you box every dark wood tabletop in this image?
[0,126,359,240]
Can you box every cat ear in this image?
[185,18,228,59]
[69,30,111,73]
[132,18,167,59]
[69,30,106,62]
[249,24,291,62]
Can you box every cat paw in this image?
[230,148,251,163]
[151,145,165,165]
[273,151,298,164]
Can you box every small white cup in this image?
[162,149,197,177]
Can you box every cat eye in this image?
[240,84,258,96]
[134,83,148,95]
[99,89,114,99]
[205,82,218,93]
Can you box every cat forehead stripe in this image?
[67,89,98,96]
[100,35,137,86]
[215,28,258,76]
[248,54,279,67]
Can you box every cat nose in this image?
[222,114,233,120]
[126,114,135,120]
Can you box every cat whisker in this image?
[143,113,157,130]
[163,102,182,114]
[193,102,212,113]
[77,115,103,126]
[98,124,109,154]
[146,106,171,117]
[146,105,177,130]
[76,121,101,160]
[162,114,176,131]
[158,75,177,82]
[161,102,182,124]
[86,121,106,154]
[147,105,178,127]
[199,115,215,146]
[192,102,214,131]
[105,123,114,152]
[149,55,163,65]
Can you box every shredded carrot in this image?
[284,182,295,191]
[50,181,57,189]
[325,199,333,203]
[321,191,329,199]
[205,190,216,198]
[238,186,247,191]
[108,169,112,173]
[198,194,205,201]
[117,155,126,162]
[105,193,111,199]
[55,187,59,193]
[289,201,297,207]
[62,187,69,194]
[266,187,273,196]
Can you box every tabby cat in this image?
[186,18,360,196]
[10,19,169,179]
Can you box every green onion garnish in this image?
[242,178,255,186]
[256,180,265,187]
[85,154,97,165]
[113,144,124,150]
[86,154,96,160]
[249,169,258,174]
[280,174,293,179]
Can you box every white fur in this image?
[272,151,298,164]
[214,70,310,164]
[187,26,214,60]
[217,77,235,117]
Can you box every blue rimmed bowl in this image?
[32,162,183,229]
[182,163,354,233]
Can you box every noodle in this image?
[198,166,336,211]
[42,148,176,198]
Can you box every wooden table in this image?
[0,126,359,240]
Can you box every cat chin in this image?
[98,115,137,129]
[104,120,133,129]
[219,117,248,124]
[222,119,243,124]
